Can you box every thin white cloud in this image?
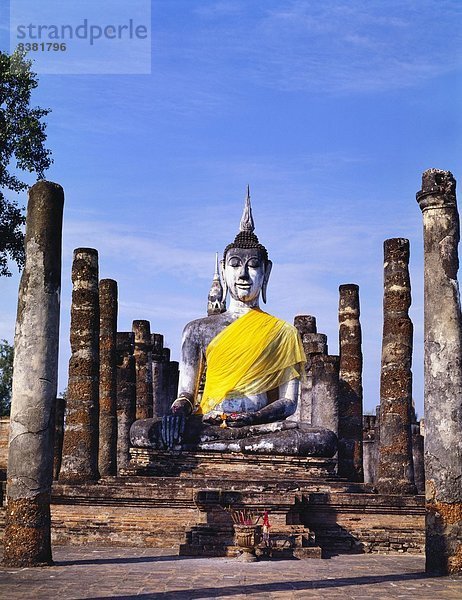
[171,0,462,97]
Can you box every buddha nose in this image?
[238,264,249,279]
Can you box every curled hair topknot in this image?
[223,231,269,263]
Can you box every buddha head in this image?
[221,188,272,305]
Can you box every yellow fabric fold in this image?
[198,308,306,415]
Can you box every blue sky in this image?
[1,0,462,418]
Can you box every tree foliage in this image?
[0,50,52,276]
[0,339,14,416]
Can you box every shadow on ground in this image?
[84,571,431,599]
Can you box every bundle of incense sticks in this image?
[225,506,262,526]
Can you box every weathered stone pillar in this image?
[167,360,180,407]
[53,396,66,481]
[311,355,339,436]
[60,248,100,483]
[151,333,167,417]
[161,347,171,409]
[338,284,364,481]
[362,414,378,485]
[417,169,462,574]
[116,332,136,473]
[376,238,416,495]
[294,315,317,338]
[4,181,64,567]
[133,320,153,420]
[98,279,118,477]
[412,422,425,495]
[291,316,327,423]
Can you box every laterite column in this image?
[338,284,364,481]
[376,238,416,495]
[98,279,118,476]
[417,168,462,574]
[116,332,136,472]
[311,354,339,436]
[133,320,153,420]
[60,248,100,483]
[152,333,167,417]
[4,181,64,566]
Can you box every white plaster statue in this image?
[131,189,337,457]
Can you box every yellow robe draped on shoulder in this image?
[198,308,305,415]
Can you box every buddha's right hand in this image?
[161,414,186,450]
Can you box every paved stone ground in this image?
[0,546,461,600]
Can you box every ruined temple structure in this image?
[5,171,462,570]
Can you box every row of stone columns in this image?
[56,252,178,484]
[298,241,420,497]
[293,285,363,478]
[292,316,340,442]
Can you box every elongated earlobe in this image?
[220,260,228,301]
[262,260,272,304]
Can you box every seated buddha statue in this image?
[130,190,337,457]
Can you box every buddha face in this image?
[223,247,268,304]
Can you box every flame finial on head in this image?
[223,186,269,265]
[239,185,255,233]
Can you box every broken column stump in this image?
[362,413,379,485]
[116,332,136,473]
[99,279,118,477]
[311,354,339,437]
[376,238,416,495]
[3,181,64,567]
[338,284,364,481]
[417,169,462,575]
[60,248,100,483]
[133,320,153,420]
[292,315,319,422]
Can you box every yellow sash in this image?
[198,308,305,415]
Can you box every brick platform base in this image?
[0,451,425,558]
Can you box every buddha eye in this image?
[228,258,241,267]
[248,260,260,268]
